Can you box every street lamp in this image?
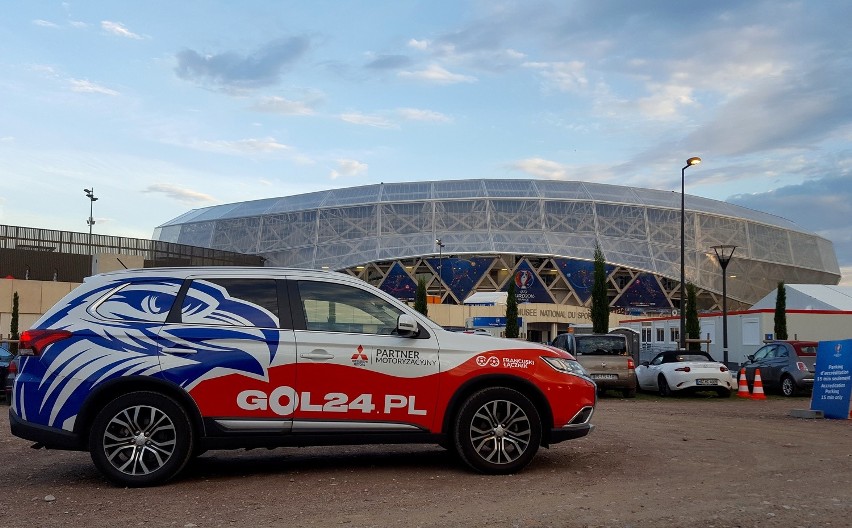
[435,238,445,303]
[679,156,701,349]
[712,244,736,366]
[84,188,98,255]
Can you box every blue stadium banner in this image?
[502,260,554,304]
[614,272,671,309]
[379,262,418,301]
[554,258,615,303]
[811,340,852,420]
[425,257,494,302]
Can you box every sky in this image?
[1,1,850,285]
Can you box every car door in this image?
[641,353,666,390]
[156,275,297,430]
[289,278,440,433]
[745,344,776,387]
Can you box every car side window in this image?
[95,280,183,322]
[776,347,789,358]
[650,355,664,366]
[297,280,403,335]
[180,278,279,328]
[753,345,774,361]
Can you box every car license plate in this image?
[591,374,618,380]
[696,378,718,385]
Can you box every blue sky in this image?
[1,1,850,285]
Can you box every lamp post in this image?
[84,187,98,255]
[679,156,701,349]
[712,244,736,366]
[435,238,445,303]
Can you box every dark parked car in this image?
[738,341,817,396]
[1,343,13,403]
[4,354,18,403]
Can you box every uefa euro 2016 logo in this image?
[515,270,534,289]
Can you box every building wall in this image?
[0,278,78,338]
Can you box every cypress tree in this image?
[505,280,519,338]
[10,292,19,354]
[775,282,788,340]
[685,283,701,351]
[414,277,428,316]
[591,244,609,334]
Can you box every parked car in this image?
[9,267,596,486]
[0,343,13,402]
[636,350,735,397]
[738,341,817,396]
[4,354,18,402]
[551,333,637,397]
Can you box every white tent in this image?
[463,291,509,306]
[750,284,852,311]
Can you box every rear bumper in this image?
[9,409,83,451]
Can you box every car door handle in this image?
[162,347,198,355]
[300,350,334,360]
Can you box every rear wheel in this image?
[658,375,672,397]
[453,387,541,474]
[622,384,637,398]
[781,375,797,397]
[89,391,194,487]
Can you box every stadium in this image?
[153,179,840,320]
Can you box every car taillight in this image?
[796,361,808,372]
[719,365,729,372]
[627,358,635,370]
[675,366,691,372]
[7,360,17,375]
[18,329,73,357]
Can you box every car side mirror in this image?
[747,354,755,362]
[641,361,650,367]
[397,314,419,337]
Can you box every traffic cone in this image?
[737,368,751,398]
[751,368,767,400]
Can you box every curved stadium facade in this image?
[154,179,840,314]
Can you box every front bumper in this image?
[9,409,83,451]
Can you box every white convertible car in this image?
[636,351,735,397]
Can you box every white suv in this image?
[9,267,595,486]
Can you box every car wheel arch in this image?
[441,374,554,446]
[75,376,205,447]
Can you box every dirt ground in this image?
[1,393,850,528]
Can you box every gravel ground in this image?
[1,393,850,528]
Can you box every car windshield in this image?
[0,348,12,361]
[676,354,713,362]
[575,336,626,355]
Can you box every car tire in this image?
[453,387,541,475]
[622,385,637,398]
[658,375,672,397]
[89,391,194,487]
[781,375,797,397]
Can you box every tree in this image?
[414,276,428,316]
[775,281,788,340]
[10,291,19,354]
[590,244,609,334]
[685,283,701,351]
[505,279,519,338]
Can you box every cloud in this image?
[396,108,452,123]
[251,95,319,115]
[508,158,568,180]
[69,79,119,96]
[174,36,311,90]
[190,137,292,155]
[330,159,367,180]
[33,19,58,28]
[398,64,476,84]
[523,61,587,92]
[365,54,412,70]
[101,21,143,39]
[144,184,216,204]
[408,39,430,51]
[339,112,396,129]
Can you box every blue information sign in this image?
[811,339,852,420]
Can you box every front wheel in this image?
[89,391,194,487]
[453,387,541,474]
[781,375,797,397]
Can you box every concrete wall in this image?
[0,278,79,337]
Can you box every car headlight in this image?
[541,356,589,377]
